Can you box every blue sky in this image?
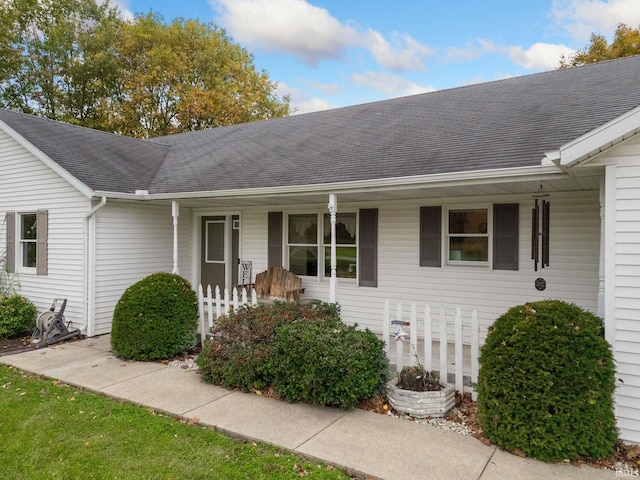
[113,0,640,114]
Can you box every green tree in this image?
[0,0,122,129]
[111,14,290,138]
[0,1,290,136]
[560,23,640,68]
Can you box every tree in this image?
[559,23,640,68]
[111,14,290,137]
[0,0,123,129]
[0,1,290,136]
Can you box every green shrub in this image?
[0,294,37,338]
[111,273,198,361]
[477,300,617,461]
[271,321,388,410]
[197,301,341,391]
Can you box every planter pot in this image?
[386,377,455,418]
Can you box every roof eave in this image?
[551,105,640,168]
[94,164,567,202]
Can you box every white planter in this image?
[386,378,455,418]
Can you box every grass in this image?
[0,365,351,480]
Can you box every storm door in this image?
[201,215,239,290]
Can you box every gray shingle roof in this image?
[0,109,168,194]
[2,55,640,195]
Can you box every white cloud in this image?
[508,42,575,70]
[362,30,434,71]
[275,81,334,114]
[105,0,134,20]
[551,0,640,41]
[209,0,431,71]
[351,71,436,97]
[445,39,499,62]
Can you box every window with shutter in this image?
[419,203,519,270]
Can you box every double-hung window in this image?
[323,212,357,279]
[20,213,38,269]
[287,212,357,279]
[446,207,489,265]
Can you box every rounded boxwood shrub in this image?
[111,273,198,361]
[271,321,388,410]
[197,301,342,391]
[0,294,37,338]
[477,300,617,461]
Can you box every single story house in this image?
[1,55,640,441]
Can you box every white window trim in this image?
[443,204,493,268]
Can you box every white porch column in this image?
[598,177,605,319]
[172,200,180,275]
[604,165,616,347]
[328,194,337,303]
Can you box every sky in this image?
[111,0,640,114]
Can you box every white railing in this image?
[198,284,257,339]
[382,300,481,400]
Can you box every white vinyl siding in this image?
[595,137,640,443]
[232,191,600,339]
[92,202,192,335]
[0,129,88,328]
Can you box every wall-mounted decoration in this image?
[531,191,550,272]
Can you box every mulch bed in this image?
[0,334,86,356]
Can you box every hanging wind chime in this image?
[531,186,550,291]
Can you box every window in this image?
[288,214,318,276]
[447,207,489,264]
[323,212,357,279]
[286,212,358,279]
[20,213,38,268]
[420,204,519,270]
[5,210,48,275]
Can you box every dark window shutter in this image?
[493,203,519,270]
[36,210,48,275]
[358,208,378,287]
[5,212,15,273]
[267,211,283,268]
[420,206,441,267]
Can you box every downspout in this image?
[82,196,107,336]
[172,200,179,275]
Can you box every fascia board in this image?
[0,119,95,198]
[94,164,564,201]
[559,106,640,167]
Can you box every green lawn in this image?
[0,365,351,480]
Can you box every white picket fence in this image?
[197,284,257,339]
[382,300,481,400]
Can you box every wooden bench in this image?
[244,266,305,302]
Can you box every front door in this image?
[201,215,239,290]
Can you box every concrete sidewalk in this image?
[1,335,618,480]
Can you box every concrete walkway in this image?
[1,335,618,480]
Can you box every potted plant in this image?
[387,364,455,418]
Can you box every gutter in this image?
[93,165,567,202]
[81,196,107,335]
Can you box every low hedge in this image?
[271,320,388,409]
[197,301,388,409]
[197,301,342,391]
[0,294,37,338]
[477,300,617,461]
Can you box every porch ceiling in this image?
[158,167,603,209]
